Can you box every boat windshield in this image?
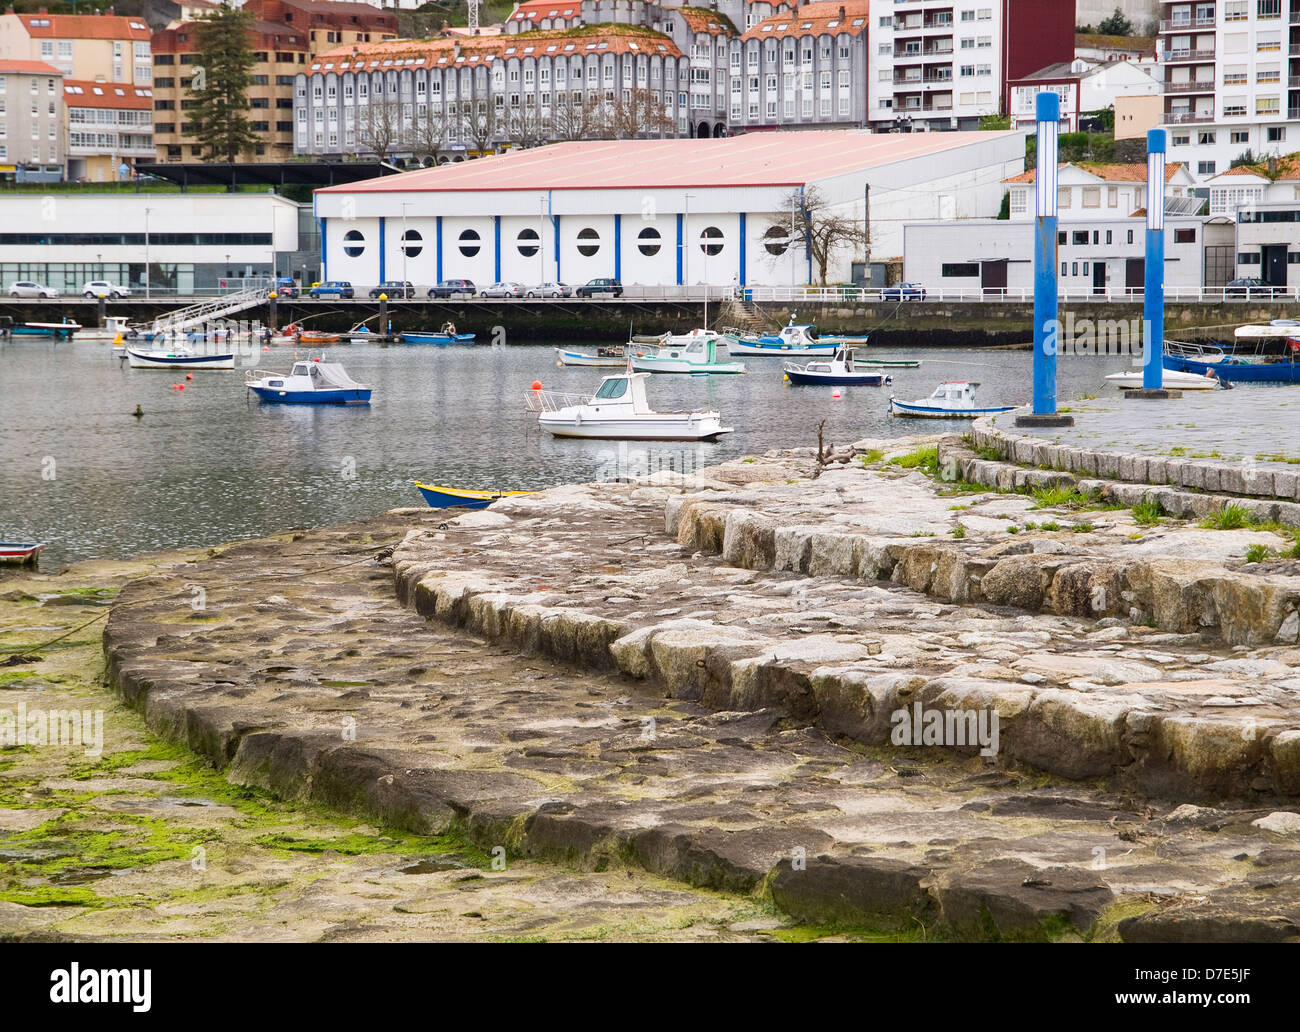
[594,377,629,400]
[291,363,309,375]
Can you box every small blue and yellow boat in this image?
[414,483,531,510]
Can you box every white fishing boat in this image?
[630,332,745,374]
[889,381,1015,419]
[1104,368,1227,391]
[555,345,627,367]
[526,372,732,440]
[783,346,891,386]
[729,314,867,356]
[125,345,235,369]
[78,315,137,344]
[246,358,372,404]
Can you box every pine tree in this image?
[189,2,259,162]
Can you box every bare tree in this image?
[606,88,675,140]
[766,186,869,286]
[461,98,501,154]
[405,106,447,165]
[551,93,610,141]
[504,104,551,149]
[357,99,405,163]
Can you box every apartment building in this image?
[0,59,63,180]
[0,12,152,85]
[1002,160,1198,221]
[152,0,396,162]
[64,79,154,181]
[866,0,1074,131]
[1158,0,1300,181]
[1008,58,1160,132]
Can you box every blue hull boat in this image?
[245,359,372,405]
[248,385,371,404]
[414,482,530,509]
[1163,354,1300,384]
[400,332,476,345]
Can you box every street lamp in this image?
[683,192,694,301]
[144,206,151,300]
[538,194,546,286]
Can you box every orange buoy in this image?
[832,390,842,400]
[263,345,270,351]
[531,380,543,391]
[185,373,193,380]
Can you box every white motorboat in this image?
[729,314,867,356]
[527,372,732,440]
[126,345,235,369]
[78,315,137,344]
[783,346,891,386]
[889,381,1015,419]
[1105,368,1227,391]
[555,345,627,367]
[245,359,372,404]
[629,332,745,374]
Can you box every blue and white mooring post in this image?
[1144,128,1166,390]
[1031,90,1060,416]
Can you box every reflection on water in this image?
[0,338,1131,567]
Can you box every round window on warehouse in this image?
[699,226,723,256]
[458,229,481,258]
[517,227,540,258]
[637,226,661,257]
[763,225,789,257]
[342,229,365,258]
[400,229,422,258]
[576,227,600,257]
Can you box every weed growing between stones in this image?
[1070,522,1094,533]
[1200,503,1251,530]
[951,525,966,539]
[891,445,940,476]
[857,449,885,466]
[1246,544,1269,564]
[1131,497,1164,527]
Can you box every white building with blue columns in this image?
[312,129,1023,290]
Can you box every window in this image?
[1072,231,1089,245]
[1269,127,1286,142]
[699,226,723,256]
[1009,191,1026,214]
[762,225,788,255]
[941,263,979,277]
[1198,160,1216,174]
[1061,261,1067,276]
[458,229,481,257]
[1197,131,1215,145]
[1174,228,1197,243]
[1172,133,1190,145]
[1258,0,1282,16]
[1082,187,1100,208]
[516,227,539,257]
[1238,251,1260,264]
[342,229,365,257]
[1058,187,1071,209]
[576,227,600,256]
[637,226,661,256]
[1127,230,1134,244]
[1230,130,1250,144]
[1105,231,1112,244]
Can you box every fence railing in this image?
[524,388,590,414]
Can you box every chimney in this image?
[838,5,845,18]
[1269,155,1279,177]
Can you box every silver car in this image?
[525,282,572,298]
[480,281,526,298]
[9,280,58,298]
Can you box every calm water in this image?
[0,337,1132,568]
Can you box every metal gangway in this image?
[151,285,267,336]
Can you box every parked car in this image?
[271,277,299,299]
[880,282,927,301]
[308,280,355,299]
[574,277,623,297]
[81,280,131,299]
[525,282,572,298]
[369,281,415,299]
[9,280,58,298]
[1224,277,1284,298]
[427,279,476,298]
[480,282,526,298]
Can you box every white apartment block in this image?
[1159,0,1300,181]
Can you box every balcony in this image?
[1164,79,1216,92]
[1290,107,1300,118]
[1162,48,1216,61]
[1158,16,1216,31]
[1164,110,1216,123]
[893,72,953,85]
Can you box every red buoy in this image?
[185,373,193,380]
[531,380,543,391]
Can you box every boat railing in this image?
[524,388,591,414]
[244,368,286,383]
[1164,339,1225,359]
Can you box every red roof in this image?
[63,78,153,109]
[15,13,152,41]
[0,59,63,75]
[319,131,1019,194]
[742,0,870,42]
[1003,161,1186,184]
[316,26,683,66]
[509,0,580,21]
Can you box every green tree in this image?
[190,2,259,162]
[1097,7,1134,35]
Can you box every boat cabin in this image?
[803,346,855,373]
[929,381,979,406]
[589,372,653,412]
[263,360,367,391]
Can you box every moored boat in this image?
[555,345,627,367]
[126,346,235,369]
[1164,337,1300,384]
[629,333,744,375]
[889,381,1015,419]
[245,359,372,404]
[400,330,477,344]
[414,483,531,509]
[526,372,732,440]
[1105,368,1227,391]
[729,315,865,356]
[783,346,891,386]
[0,542,45,564]
[4,319,82,340]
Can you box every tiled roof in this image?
[63,78,153,109]
[741,0,870,42]
[1075,32,1156,53]
[0,59,63,75]
[1003,161,1186,184]
[509,0,580,22]
[16,13,151,41]
[319,130,1020,194]
[677,6,739,35]
[315,25,683,68]
[1215,153,1300,181]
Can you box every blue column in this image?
[553,213,561,282]
[436,216,443,282]
[1032,91,1060,416]
[494,215,501,283]
[675,212,683,285]
[1144,129,1166,390]
[378,217,386,284]
[318,218,326,281]
[614,213,621,281]
[738,212,746,286]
